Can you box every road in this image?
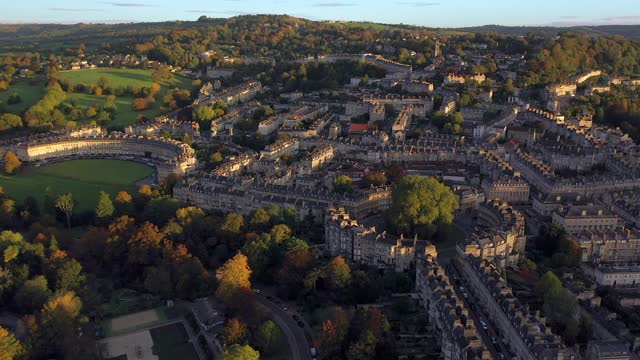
[254,294,313,360]
[446,262,513,359]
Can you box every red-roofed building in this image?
[349,123,369,134]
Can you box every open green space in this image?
[57,68,192,128]
[57,68,187,89]
[65,92,165,128]
[0,159,154,212]
[149,323,199,360]
[0,78,46,114]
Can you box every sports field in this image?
[0,159,154,212]
[0,78,46,114]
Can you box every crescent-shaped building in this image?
[14,130,197,180]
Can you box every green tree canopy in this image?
[219,344,259,360]
[95,191,115,220]
[388,176,458,235]
[256,320,283,355]
[3,151,21,175]
[333,175,353,194]
[0,326,24,360]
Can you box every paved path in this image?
[254,295,312,360]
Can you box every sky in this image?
[2,0,640,27]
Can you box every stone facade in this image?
[459,200,527,268]
[415,250,492,360]
[15,131,196,180]
[456,256,570,360]
[325,208,417,271]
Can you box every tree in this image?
[0,113,22,131]
[333,175,353,194]
[215,253,252,305]
[388,176,458,235]
[319,320,341,358]
[95,191,115,220]
[128,222,164,266]
[325,256,351,289]
[384,163,404,183]
[114,191,133,215]
[193,105,217,122]
[346,331,377,360]
[219,344,259,360]
[14,275,51,312]
[158,173,181,196]
[40,291,83,355]
[249,208,270,230]
[97,76,110,89]
[220,213,245,237]
[131,98,148,111]
[51,258,85,292]
[0,326,23,360]
[362,171,387,188]
[223,318,248,346]
[3,151,21,175]
[209,152,223,166]
[150,82,162,96]
[256,320,283,355]
[270,224,292,244]
[55,193,74,229]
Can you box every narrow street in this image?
[446,262,513,359]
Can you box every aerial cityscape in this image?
[1,2,640,360]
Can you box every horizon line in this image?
[0,13,639,29]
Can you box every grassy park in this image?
[59,68,192,128]
[0,78,46,114]
[57,68,187,89]
[0,159,154,212]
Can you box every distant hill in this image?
[451,25,640,39]
[0,15,639,55]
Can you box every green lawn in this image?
[58,68,192,128]
[0,78,46,114]
[149,323,199,360]
[66,92,166,128]
[0,159,154,212]
[57,68,187,89]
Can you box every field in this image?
[0,159,154,212]
[66,92,165,128]
[149,323,199,360]
[58,68,192,128]
[57,68,187,89]
[0,78,46,114]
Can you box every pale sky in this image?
[2,0,640,27]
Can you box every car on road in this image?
[297,321,305,328]
[310,347,317,357]
[282,305,288,311]
[253,289,261,294]
[292,315,300,321]
[491,337,497,344]
[480,320,488,330]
